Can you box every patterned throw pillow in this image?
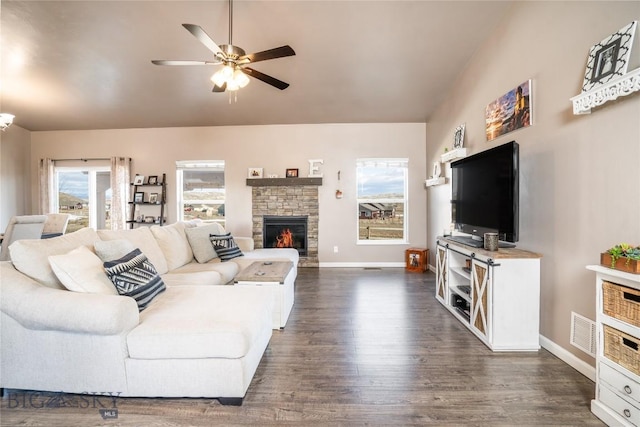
[103,248,166,311]
[209,233,243,261]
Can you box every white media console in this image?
[435,237,542,351]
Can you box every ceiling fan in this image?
[151,0,295,92]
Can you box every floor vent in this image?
[570,311,596,357]
[363,267,382,270]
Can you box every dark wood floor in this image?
[1,268,603,426]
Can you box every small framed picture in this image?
[147,175,158,185]
[453,124,465,149]
[134,192,144,203]
[432,162,441,179]
[133,175,145,185]
[582,21,637,91]
[248,168,263,178]
[149,193,158,204]
[286,168,299,178]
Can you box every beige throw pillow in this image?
[184,223,226,263]
[48,246,117,295]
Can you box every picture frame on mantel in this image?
[582,20,637,92]
[248,168,263,178]
[286,168,299,178]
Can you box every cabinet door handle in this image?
[622,337,639,351]
[624,385,632,394]
[623,409,631,418]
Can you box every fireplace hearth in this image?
[263,216,308,256]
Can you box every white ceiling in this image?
[1,1,512,131]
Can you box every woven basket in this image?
[603,281,640,327]
[603,325,640,376]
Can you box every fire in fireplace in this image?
[263,216,308,256]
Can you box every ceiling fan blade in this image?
[242,67,290,90]
[182,23,224,56]
[238,45,295,64]
[212,82,227,92]
[151,60,221,66]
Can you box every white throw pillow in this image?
[150,222,194,270]
[184,223,226,263]
[48,246,117,295]
[94,239,136,262]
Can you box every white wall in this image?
[30,122,427,264]
[426,2,640,366]
[0,125,32,233]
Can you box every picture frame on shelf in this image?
[134,192,144,203]
[147,175,158,185]
[582,21,637,92]
[432,162,441,179]
[149,193,158,204]
[453,124,465,149]
[286,168,299,178]
[248,168,263,178]
[133,175,145,185]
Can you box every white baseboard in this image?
[428,264,435,273]
[318,262,405,268]
[539,335,595,382]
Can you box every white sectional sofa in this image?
[0,222,298,405]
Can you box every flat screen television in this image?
[450,140,519,248]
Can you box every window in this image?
[176,161,225,224]
[54,164,111,232]
[356,158,408,244]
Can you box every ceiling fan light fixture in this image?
[234,69,250,88]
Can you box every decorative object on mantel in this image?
[335,170,343,199]
[267,174,278,178]
[308,159,323,177]
[581,21,637,93]
[453,124,465,149]
[286,168,299,178]
[248,167,263,178]
[601,243,640,274]
[485,80,532,141]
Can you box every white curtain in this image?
[38,158,55,214]
[110,157,131,230]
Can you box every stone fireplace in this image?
[248,177,321,267]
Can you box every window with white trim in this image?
[176,161,225,224]
[356,158,408,244]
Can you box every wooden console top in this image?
[438,236,542,259]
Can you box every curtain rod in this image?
[51,157,131,162]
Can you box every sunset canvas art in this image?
[485,80,532,141]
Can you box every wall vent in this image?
[570,311,596,357]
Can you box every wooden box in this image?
[601,253,640,274]
[406,248,428,273]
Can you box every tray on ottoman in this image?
[234,261,295,329]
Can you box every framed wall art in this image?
[485,80,532,142]
[133,175,145,185]
[453,124,465,149]
[582,21,637,92]
[286,168,299,178]
[147,175,158,185]
[248,168,263,178]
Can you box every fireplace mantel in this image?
[246,178,322,187]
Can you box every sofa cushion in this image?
[172,259,239,285]
[184,223,226,263]
[97,227,168,275]
[161,270,223,287]
[126,286,272,359]
[10,227,100,289]
[104,248,166,311]
[150,222,194,271]
[209,233,243,261]
[94,239,136,262]
[48,245,118,295]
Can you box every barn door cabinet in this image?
[587,265,640,426]
[435,238,541,351]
